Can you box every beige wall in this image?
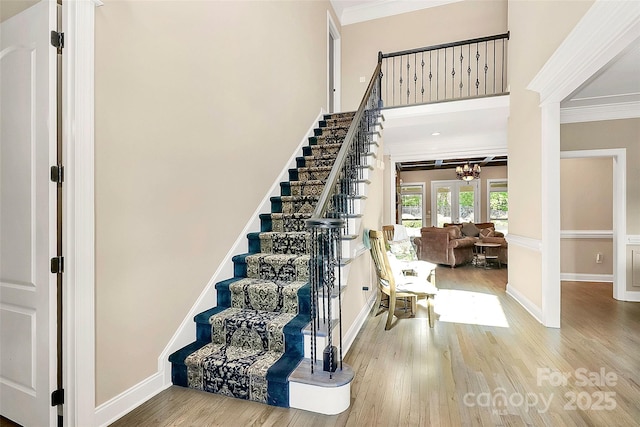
[506,0,593,308]
[341,0,508,111]
[94,0,335,404]
[0,0,38,22]
[560,157,613,231]
[560,158,613,277]
[561,119,640,234]
[399,165,508,226]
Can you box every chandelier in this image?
[456,162,481,181]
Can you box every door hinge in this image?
[51,257,64,274]
[50,31,64,50]
[50,165,64,184]
[51,389,65,406]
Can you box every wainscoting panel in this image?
[632,249,640,289]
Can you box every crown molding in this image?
[528,0,640,105]
[560,100,640,123]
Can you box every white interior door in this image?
[431,180,480,226]
[1,1,57,426]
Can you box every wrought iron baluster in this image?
[444,47,447,99]
[467,44,471,97]
[392,57,395,106]
[493,40,496,94]
[459,46,464,97]
[421,52,425,102]
[414,54,417,104]
[399,56,403,105]
[476,43,480,95]
[484,42,488,94]
[406,59,410,104]
[502,38,506,92]
[436,49,439,100]
[429,51,433,102]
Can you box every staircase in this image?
[169,112,364,412]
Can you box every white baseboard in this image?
[560,273,614,283]
[505,282,543,324]
[95,110,326,426]
[343,291,377,356]
[619,290,640,302]
[95,372,169,427]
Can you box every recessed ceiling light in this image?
[432,132,441,136]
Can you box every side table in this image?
[474,242,502,269]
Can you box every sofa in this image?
[413,222,508,268]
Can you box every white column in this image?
[63,0,101,425]
[540,102,561,328]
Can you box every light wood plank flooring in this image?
[109,265,640,426]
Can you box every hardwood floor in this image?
[109,265,640,426]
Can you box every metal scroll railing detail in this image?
[380,32,509,108]
[306,63,382,377]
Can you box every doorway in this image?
[327,13,340,113]
[560,149,626,301]
[431,180,481,227]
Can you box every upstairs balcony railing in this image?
[379,32,510,108]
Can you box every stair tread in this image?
[289,359,355,387]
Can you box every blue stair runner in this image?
[169,112,355,407]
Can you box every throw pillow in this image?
[444,225,462,239]
[479,227,495,238]
[461,222,480,237]
[388,238,418,261]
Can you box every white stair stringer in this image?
[289,359,354,415]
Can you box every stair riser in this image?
[303,331,341,361]
[259,234,310,255]
[245,254,310,282]
[297,169,332,182]
[314,127,348,138]
[289,182,325,197]
[304,145,341,158]
[298,157,337,168]
[269,216,311,232]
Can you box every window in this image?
[400,184,424,237]
[487,180,508,234]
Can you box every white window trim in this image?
[399,182,425,228]
[486,178,508,229]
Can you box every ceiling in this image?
[331,1,640,170]
[330,0,462,26]
[399,155,507,172]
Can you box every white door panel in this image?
[1,1,57,426]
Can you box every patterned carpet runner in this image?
[169,112,355,407]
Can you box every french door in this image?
[431,180,480,227]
